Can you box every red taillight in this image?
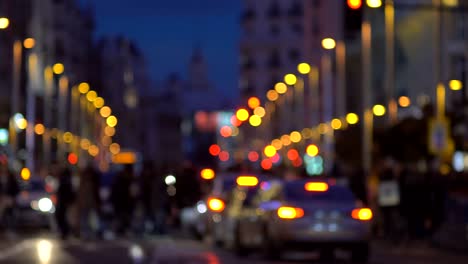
[208,198,225,212]
[351,208,373,221]
[50,195,57,205]
[277,206,304,219]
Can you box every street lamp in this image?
[0,17,9,29]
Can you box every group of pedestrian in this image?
[375,158,448,243]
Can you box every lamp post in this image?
[321,37,336,173]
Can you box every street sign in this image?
[428,117,450,155]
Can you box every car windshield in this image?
[284,182,355,202]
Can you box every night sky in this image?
[89,0,240,99]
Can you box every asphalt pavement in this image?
[0,232,467,263]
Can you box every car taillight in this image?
[277,206,304,219]
[207,198,225,213]
[351,208,373,221]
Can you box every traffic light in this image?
[344,0,363,36]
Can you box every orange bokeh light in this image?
[247,97,260,109]
[230,115,242,127]
[68,153,78,165]
[220,126,232,137]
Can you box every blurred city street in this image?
[0,233,467,264]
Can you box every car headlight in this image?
[38,198,54,213]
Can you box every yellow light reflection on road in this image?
[36,240,53,263]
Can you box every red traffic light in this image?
[347,0,362,9]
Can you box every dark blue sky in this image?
[89,0,240,98]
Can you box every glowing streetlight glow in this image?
[63,132,73,143]
[267,90,279,101]
[80,139,91,150]
[398,96,411,107]
[34,124,45,135]
[93,97,105,108]
[253,106,266,118]
[236,108,250,121]
[290,131,302,143]
[78,82,90,94]
[322,38,336,50]
[52,63,64,75]
[86,90,97,102]
[331,118,342,130]
[346,113,359,124]
[367,0,382,8]
[347,0,362,9]
[373,104,386,116]
[449,79,462,91]
[0,18,10,29]
[23,38,35,49]
[110,143,121,155]
[106,115,118,127]
[100,106,112,118]
[104,126,116,137]
[249,115,262,127]
[88,145,99,156]
[298,63,311,74]
[247,97,260,109]
[306,144,319,157]
[284,74,297,85]
[275,82,288,94]
[264,145,277,158]
[21,168,31,181]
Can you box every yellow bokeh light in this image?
[110,143,121,155]
[367,0,383,8]
[297,63,311,75]
[63,132,73,143]
[267,90,279,101]
[318,123,329,134]
[275,82,288,94]
[398,96,411,107]
[93,97,105,108]
[104,126,116,137]
[290,131,302,143]
[78,82,90,94]
[346,113,359,125]
[253,106,266,118]
[88,145,100,157]
[86,90,97,102]
[23,38,35,49]
[272,139,283,150]
[322,38,336,50]
[264,145,277,158]
[281,135,292,146]
[236,108,250,122]
[100,106,112,118]
[17,118,28,130]
[449,79,462,91]
[373,104,386,116]
[106,115,118,127]
[306,144,319,157]
[302,128,312,139]
[0,17,10,29]
[80,139,91,150]
[249,115,262,127]
[34,124,45,135]
[331,118,342,130]
[284,74,297,85]
[52,63,64,75]
[21,168,31,181]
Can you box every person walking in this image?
[78,166,101,240]
[55,166,75,240]
[0,162,19,239]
